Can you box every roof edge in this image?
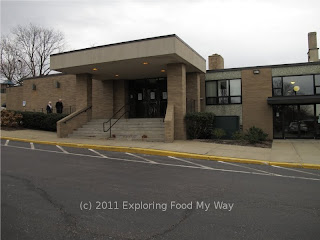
[174,35,206,61]
[51,34,177,57]
[21,73,69,81]
[206,61,320,73]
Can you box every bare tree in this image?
[0,36,29,84]
[0,23,65,84]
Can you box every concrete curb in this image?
[2,136,320,170]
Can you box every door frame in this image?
[128,78,167,118]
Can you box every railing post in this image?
[110,120,111,138]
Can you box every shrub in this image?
[244,126,268,144]
[232,130,245,140]
[17,111,67,131]
[1,110,23,127]
[212,128,226,139]
[185,112,215,139]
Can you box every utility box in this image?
[214,116,240,138]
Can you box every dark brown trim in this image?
[207,61,320,73]
[267,95,320,105]
[22,73,69,81]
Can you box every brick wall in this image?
[76,74,92,110]
[6,74,77,114]
[6,86,24,111]
[242,68,273,139]
[200,73,206,112]
[1,84,7,106]
[113,80,127,118]
[186,73,200,112]
[92,79,114,119]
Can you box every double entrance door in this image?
[128,78,167,118]
[273,104,320,139]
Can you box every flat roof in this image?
[50,34,206,80]
[52,34,205,61]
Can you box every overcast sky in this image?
[1,0,319,69]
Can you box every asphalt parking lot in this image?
[2,139,320,239]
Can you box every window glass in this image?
[206,97,217,105]
[230,79,241,96]
[315,75,320,86]
[283,75,314,96]
[219,97,229,104]
[273,89,282,96]
[218,80,229,97]
[316,87,320,95]
[206,82,217,97]
[230,97,241,103]
[273,77,282,88]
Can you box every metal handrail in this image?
[103,103,131,137]
[62,105,92,124]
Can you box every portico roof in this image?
[50,35,206,80]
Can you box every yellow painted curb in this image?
[2,136,320,170]
[268,161,303,169]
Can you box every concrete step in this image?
[75,128,163,133]
[89,121,164,124]
[69,118,165,142]
[72,131,164,138]
[89,118,164,123]
[85,123,164,128]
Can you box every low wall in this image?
[57,106,92,138]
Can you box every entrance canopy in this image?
[267,95,320,105]
[50,35,206,80]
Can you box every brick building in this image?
[4,33,320,141]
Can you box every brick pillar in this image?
[113,80,127,118]
[241,68,273,139]
[92,79,114,119]
[167,63,187,140]
[186,72,200,112]
[76,73,92,110]
[200,73,206,112]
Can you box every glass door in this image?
[273,105,284,138]
[280,104,316,139]
[284,105,299,138]
[299,105,315,138]
[128,78,167,118]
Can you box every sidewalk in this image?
[1,129,320,168]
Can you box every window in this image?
[206,81,217,105]
[283,75,313,96]
[230,79,241,103]
[206,79,241,105]
[1,88,6,94]
[272,74,318,97]
[272,77,282,96]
